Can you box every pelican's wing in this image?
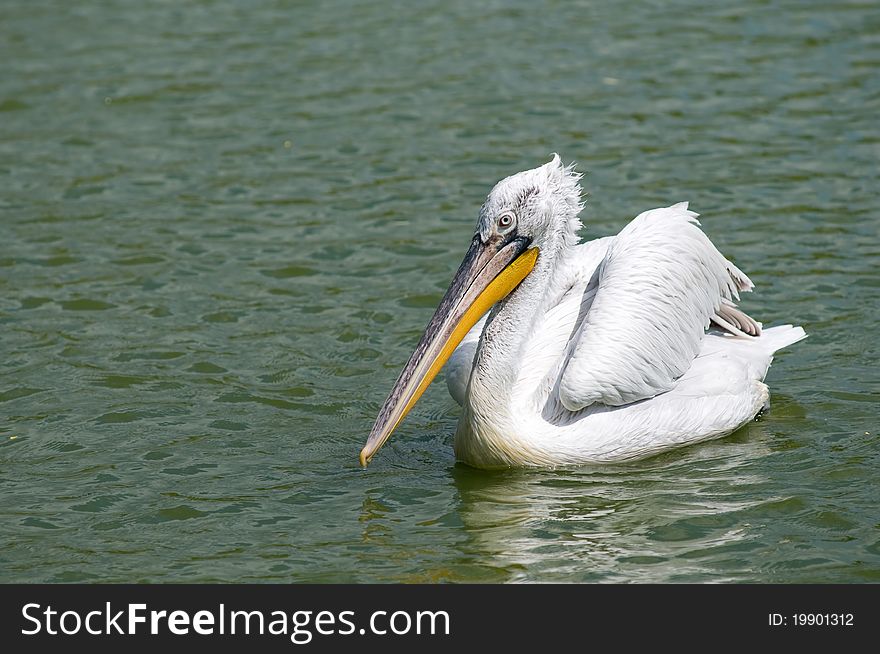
[558,203,756,411]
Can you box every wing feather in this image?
[712,298,762,337]
[558,203,756,410]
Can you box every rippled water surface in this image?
[2,0,879,583]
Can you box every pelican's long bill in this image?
[359,235,539,466]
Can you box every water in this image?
[1,0,878,583]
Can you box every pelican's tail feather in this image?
[758,324,807,354]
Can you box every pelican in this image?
[360,155,806,469]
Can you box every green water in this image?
[2,0,878,583]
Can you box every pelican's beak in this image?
[359,235,538,466]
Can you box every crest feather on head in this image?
[538,153,586,244]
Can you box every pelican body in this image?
[360,156,805,469]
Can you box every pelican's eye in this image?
[498,212,515,230]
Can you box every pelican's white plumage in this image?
[442,156,805,468]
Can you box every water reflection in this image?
[451,423,776,582]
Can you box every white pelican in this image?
[360,155,806,469]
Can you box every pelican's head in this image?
[359,155,584,467]
[477,153,584,256]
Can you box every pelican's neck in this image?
[467,242,570,418]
